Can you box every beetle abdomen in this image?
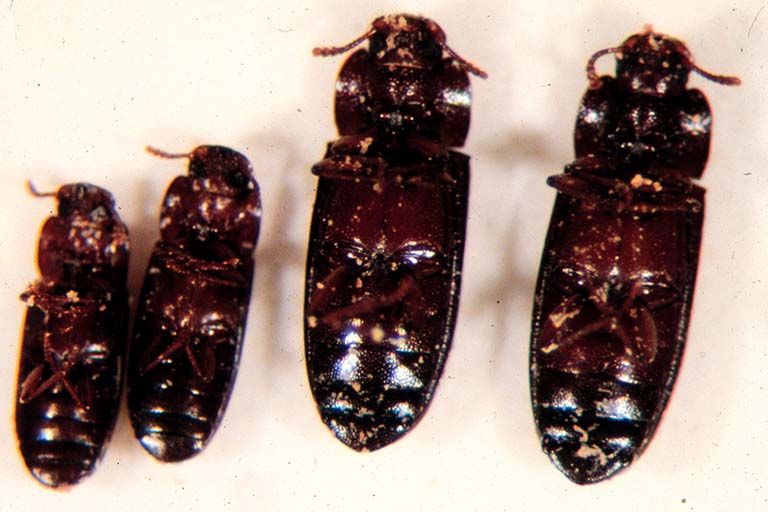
[129,244,250,462]
[534,368,653,483]
[16,284,127,487]
[309,320,440,451]
[129,368,232,462]
[16,387,112,486]
[306,152,468,450]
[531,188,703,483]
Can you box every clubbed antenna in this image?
[145,145,191,160]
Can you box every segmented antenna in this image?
[312,28,376,57]
[690,62,741,86]
[145,145,192,160]
[443,44,488,78]
[26,180,55,198]
[586,46,621,89]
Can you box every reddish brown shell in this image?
[15,183,129,488]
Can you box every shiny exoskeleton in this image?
[530,28,740,484]
[128,146,261,462]
[307,14,485,451]
[16,183,129,487]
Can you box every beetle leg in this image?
[549,316,616,350]
[548,174,606,203]
[19,365,85,408]
[140,334,187,375]
[399,271,426,327]
[329,134,379,155]
[642,284,680,311]
[20,372,69,404]
[389,162,457,187]
[186,336,216,383]
[620,304,658,363]
[312,154,388,181]
[621,280,646,311]
[18,364,48,403]
[551,166,638,211]
[60,372,87,409]
[316,272,419,330]
[629,195,702,214]
[81,372,96,409]
[308,265,355,315]
[614,281,661,363]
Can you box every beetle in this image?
[306,14,485,451]
[15,182,129,487]
[127,145,261,462]
[529,27,740,484]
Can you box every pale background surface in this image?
[0,1,764,510]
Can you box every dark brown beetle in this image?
[127,145,261,462]
[306,14,485,451]
[16,182,129,487]
[530,27,740,484]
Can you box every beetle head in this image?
[313,14,486,78]
[147,145,257,198]
[367,15,447,71]
[28,182,128,288]
[587,27,740,95]
[617,31,694,96]
[50,183,115,220]
[187,145,257,197]
[148,145,261,258]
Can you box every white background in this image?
[0,1,765,511]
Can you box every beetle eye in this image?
[418,39,442,60]
[227,170,250,190]
[58,198,73,217]
[369,33,386,56]
[188,160,208,178]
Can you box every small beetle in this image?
[16,182,129,487]
[127,145,261,462]
[530,28,740,484]
[306,14,485,451]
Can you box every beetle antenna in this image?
[26,180,55,198]
[312,28,377,57]
[690,62,741,86]
[586,46,621,89]
[443,44,488,79]
[145,145,191,160]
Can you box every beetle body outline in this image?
[306,14,484,451]
[530,28,739,484]
[16,183,129,488]
[127,145,261,462]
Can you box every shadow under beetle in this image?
[16,182,130,487]
[127,145,261,462]
[530,27,740,484]
[306,14,485,451]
